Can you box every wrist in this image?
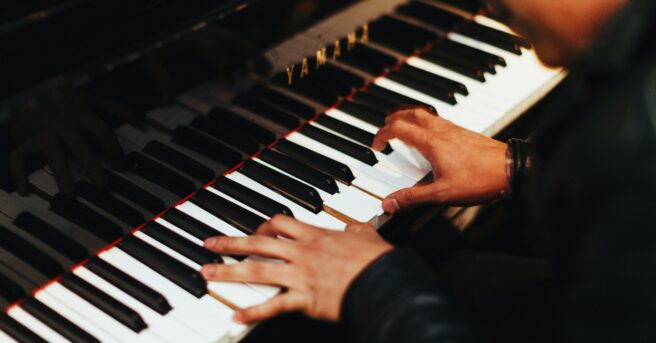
[504,138,536,200]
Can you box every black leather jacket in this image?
[341,1,656,342]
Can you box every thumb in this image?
[382,183,439,213]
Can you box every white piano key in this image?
[73,267,209,343]
[42,283,162,343]
[157,215,280,300]
[225,172,346,230]
[207,179,347,229]
[287,132,414,197]
[155,218,205,246]
[134,231,269,309]
[325,108,432,172]
[252,159,383,223]
[326,108,433,172]
[0,329,18,343]
[35,291,120,343]
[99,248,239,342]
[309,121,428,181]
[176,202,248,238]
[373,77,492,132]
[7,307,68,343]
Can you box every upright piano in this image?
[0,0,565,342]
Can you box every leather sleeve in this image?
[340,248,478,343]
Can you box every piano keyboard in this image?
[0,0,565,342]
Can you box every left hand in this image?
[201,215,393,324]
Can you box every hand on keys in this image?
[372,107,509,211]
[201,215,393,324]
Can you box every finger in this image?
[255,215,319,240]
[385,108,439,128]
[63,133,106,187]
[233,292,305,324]
[372,120,431,155]
[200,261,294,286]
[382,183,441,213]
[204,235,295,260]
[10,144,36,195]
[344,222,377,235]
[40,138,74,194]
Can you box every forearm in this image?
[341,248,479,343]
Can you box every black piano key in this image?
[162,208,223,241]
[0,226,64,279]
[438,39,507,66]
[429,47,496,74]
[339,44,398,75]
[337,100,386,127]
[459,23,524,54]
[124,152,196,198]
[22,298,100,343]
[85,258,171,316]
[0,271,25,304]
[396,64,469,95]
[299,125,378,166]
[311,64,366,91]
[50,193,124,243]
[437,0,485,13]
[119,236,207,298]
[313,115,393,154]
[171,126,243,168]
[191,189,267,235]
[366,84,435,110]
[13,212,89,263]
[143,141,216,183]
[0,314,48,343]
[207,108,277,145]
[369,15,439,54]
[214,176,294,217]
[273,139,354,185]
[421,51,486,82]
[287,79,341,107]
[258,149,338,194]
[161,209,247,262]
[0,248,49,286]
[240,160,324,214]
[395,2,466,32]
[249,86,317,119]
[189,116,261,155]
[233,94,301,129]
[141,222,223,265]
[105,170,167,214]
[75,181,145,227]
[386,71,457,105]
[350,91,399,114]
[60,274,147,333]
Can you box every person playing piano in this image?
[200,0,656,341]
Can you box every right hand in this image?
[372,107,509,212]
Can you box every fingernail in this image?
[233,311,244,323]
[204,237,217,248]
[201,265,215,279]
[382,198,400,213]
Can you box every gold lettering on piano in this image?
[347,32,357,51]
[360,24,369,43]
[300,58,309,78]
[332,40,341,60]
[286,64,295,85]
[316,48,327,69]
